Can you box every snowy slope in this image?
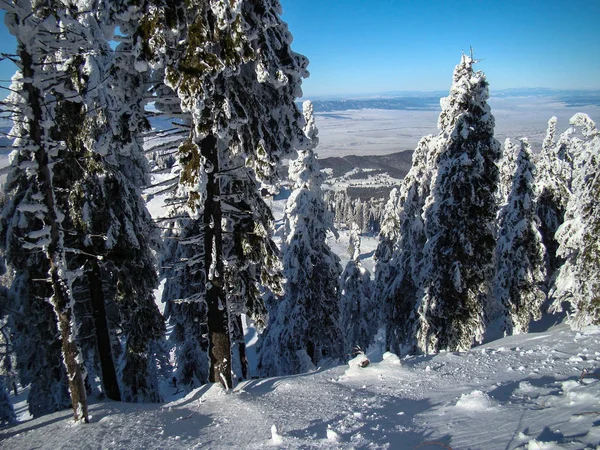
[2,324,599,449]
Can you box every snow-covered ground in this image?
[2,324,599,449]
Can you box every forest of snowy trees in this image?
[0,0,598,427]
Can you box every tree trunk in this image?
[21,48,89,423]
[201,135,232,389]
[88,261,121,401]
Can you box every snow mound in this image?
[381,351,401,365]
[270,424,284,445]
[454,390,497,411]
[348,352,370,369]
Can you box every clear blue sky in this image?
[279,0,600,97]
[1,1,599,99]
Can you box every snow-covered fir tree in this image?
[0,0,94,422]
[494,138,546,334]
[416,54,500,353]
[551,113,600,328]
[1,0,166,415]
[257,101,344,376]
[150,0,309,387]
[373,188,401,275]
[375,135,434,355]
[535,117,572,282]
[497,138,519,206]
[340,223,374,356]
[94,1,167,405]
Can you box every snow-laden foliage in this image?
[257,101,343,376]
[494,139,546,334]
[340,223,375,356]
[0,0,101,421]
[416,54,500,353]
[552,114,600,328]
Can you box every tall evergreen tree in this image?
[1,0,165,415]
[257,101,344,376]
[497,138,519,206]
[551,113,600,328]
[536,117,572,283]
[495,139,546,334]
[416,54,500,353]
[340,223,374,355]
[376,135,434,355]
[150,0,309,387]
[0,0,93,422]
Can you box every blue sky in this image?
[1,1,599,99]
[280,0,600,97]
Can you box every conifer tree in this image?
[495,139,546,334]
[340,223,374,355]
[149,0,309,387]
[498,138,519,206]
[1,0,165,414]
[416,54,500,353]
[551,114,600,328]
[257,101,343,376]
[536,117,572,281]
[0,0,92,422]
[374,188,400,270]
[375,135,433,355]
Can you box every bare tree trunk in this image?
[201,135,232,389]
[21,48,89,423]
[88,261,121,401]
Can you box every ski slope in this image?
[2,324,599,449]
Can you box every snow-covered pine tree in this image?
[551,113,600,328]
[416,54,500,353]
[497,138,519,206]
[148,0,308,387]
[0,0,92,422]
[374,188,400,266]
[375,135,433,355]
[88,1,168,404]
[340,223,374,356]
[39,0,165,404]
[2,0,166,413]
[494,138,546,334]
[536,117,572,282]
[257,101,344,376]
